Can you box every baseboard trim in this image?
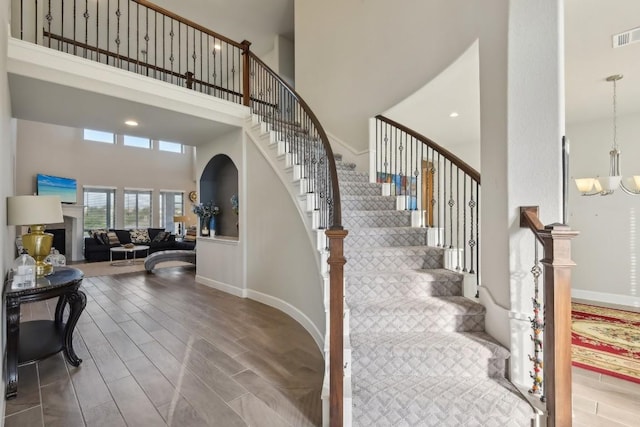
[195,275,247,298]
[572,288,640,308]
[246,289,324,352]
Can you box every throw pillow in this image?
[97,232,110,245]
[106,231,120,246]
[152,231,169,243]
[130,229,151,244]
[91,229,108,245]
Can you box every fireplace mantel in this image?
[61,204,84,261]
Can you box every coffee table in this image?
[110,245,150,266]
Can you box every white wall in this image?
[384,41,481,171]
[295,0,497,153]
[15,120,197,229]
[194,128,325,347]
[568,112,640,306]
[244,138,324,345]
[194,129,245,295]
[1,0,15,419]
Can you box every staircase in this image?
[336,159,535,426]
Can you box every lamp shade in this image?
[634,176,640,191]
[7,195,64,226]
[575,178,595,193]
[173,215,188,223]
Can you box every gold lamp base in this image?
[21,224,54,277]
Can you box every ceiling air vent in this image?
[612,26,640,48]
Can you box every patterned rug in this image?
[571,303,640,384]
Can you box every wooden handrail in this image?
[132,0,244,49]
[43,32,280,110]
[43,31,244,98]
[520,206,578,427]
[248,52,342,228]
[376,114,481,185]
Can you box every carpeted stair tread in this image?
[337,169,370,182]
[346,227,428,248]
[352,375,533,427]
[346,268,463,299]
[346,246,444,272]
[342,195,397,211]
[335,161,357,171]
[349,296,485,333]
[350,331,510,378]
[343,210,412,228]
[340,182,383,196]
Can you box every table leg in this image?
[55,294,68,324]
[62,290,87,367]
[5,301,20,399]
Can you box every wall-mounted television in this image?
[36,173,77,204]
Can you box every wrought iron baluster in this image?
[528,239,544,400]
[468,183,476,275]
[456,167,460,269]
[462,176,467,272]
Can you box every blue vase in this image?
[209,216,217,236]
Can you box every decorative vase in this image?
[209,216,217,236]
[200,217,210,237]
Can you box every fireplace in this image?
[48,228,66,255]
[61,205,85,261]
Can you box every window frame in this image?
[83,187,116,234]
[124,189,153,229]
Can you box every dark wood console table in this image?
[4,267,86,399]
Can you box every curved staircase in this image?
[337,160,535,426]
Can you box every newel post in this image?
[241,40,252,107]
[326,228,348,427]
[539,223,578,427]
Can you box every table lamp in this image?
[7,195,64,277]
[173,215,188,237]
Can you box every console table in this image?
[4,267,86,399]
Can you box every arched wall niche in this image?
[200,154,239,238]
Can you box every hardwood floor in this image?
[5,272,639,426]
[4,267,323,427]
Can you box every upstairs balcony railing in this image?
[12,0,347,425]
[373,115,481,291]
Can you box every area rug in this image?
[571,302,640,384]
[73,260,194,278]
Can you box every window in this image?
[84,129,114,144]
[83,188,115,234]
[123,135,151,149]
[159,140,183,153]
[159,191,184,233]
[124,190,152,229]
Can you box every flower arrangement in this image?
[192,201,220,218]
[230,194,239,215]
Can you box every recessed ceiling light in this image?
[125,120,138,127]
[449,112,459,118]
[213,44,222,51]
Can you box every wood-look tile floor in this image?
[4,267,323,427]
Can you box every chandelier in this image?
[575,74,640,196]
